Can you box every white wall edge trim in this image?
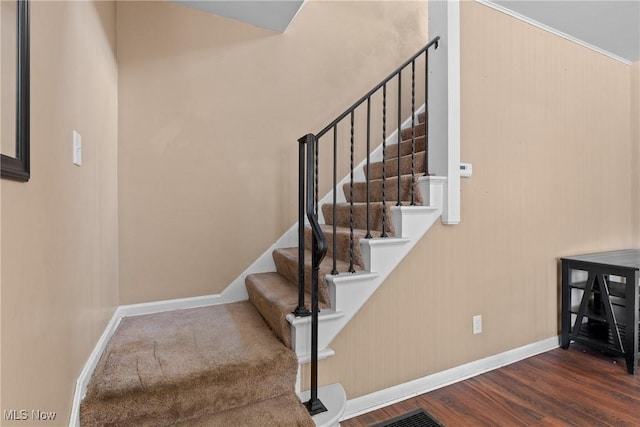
[341,336,560,421]
[69,311,122,427]
[429,1,461,225]
[477,0,633,66]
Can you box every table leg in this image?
[561,260,571,349]
[624,271,638,375]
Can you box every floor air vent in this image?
[372,408,444,427]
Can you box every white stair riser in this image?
[418,176,446,209]
[360,238,411,273]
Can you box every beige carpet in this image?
[80,301,312,426]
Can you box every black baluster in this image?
[411,59,416,206]
[315,136,319,215]
[332,126,337,275]
[397,72,402,207]
[424,50,429,176]
[349,111,355,273]
[381,84,388,238]
[365,97,371,238]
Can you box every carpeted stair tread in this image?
[366,151,426,180]
[273,247,362,305]
[305,224,376,268]
[344,175,423,205]
[174,392,314,427]
[80,301,298,426]
[246,272,328,349]
[322,201,395,235]
[384,135,426,159]
[400,122,426,140]
[418,111,426,123]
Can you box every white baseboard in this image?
[341,336,560,421]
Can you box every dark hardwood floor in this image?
[342,343,640,426]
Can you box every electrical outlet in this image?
[473,315,482,334]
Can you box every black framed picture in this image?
[1,0,30,182]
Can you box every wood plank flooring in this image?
[342,343,640,426]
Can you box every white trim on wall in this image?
[341,336,560,421]
[429,0,461,225]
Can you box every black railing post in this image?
[303,134,328,416]
[293,137,311,317]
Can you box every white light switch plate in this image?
[73,130,82,166]
[473,315,482,334]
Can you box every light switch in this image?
[73,130,82,166]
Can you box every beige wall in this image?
[304,1,636,397]
[1,1,118,423]
[117,0,429,304]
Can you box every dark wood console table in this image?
[561,249,639,374]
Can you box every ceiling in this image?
[487,0,640,63]
[171,0,304,33]
[171,1,639,63]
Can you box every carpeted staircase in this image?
[246,113,427,347]
[80,113,428,426]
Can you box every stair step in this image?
[80,302,299,426]
[384,135,426,160]
[273,247,362,306]
[344,175,423,205]
[246,272,328,349]
[173,392,314,427]
[418,110,426,123]
[366,151,426,180]
[400,122,426,140]
[305,224,379,268]
[322,202,396,235]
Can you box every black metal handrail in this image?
[295,36,440,416]
[316,36,439,140]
